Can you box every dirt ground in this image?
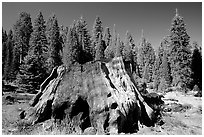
[135,91,202,135]
[2,91,202,135]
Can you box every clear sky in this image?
[2,2,202,50]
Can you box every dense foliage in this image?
[46,14,63,73]
[2,10,201,93]
[168,11,193,88]
[16,12,48,93]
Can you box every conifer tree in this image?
[11,44,20,79]
[63,21,80,67]
[2,28,7,77]
[122,31,134,62]
[13,12,33,64]
[59,25,69,48]
[152,57,160,90]
[76,16,93,63]
[191,41,202,90]
[104,39,114,59]
[158,52,171,91]
[92,16,103,57]
[103,27,111,48]
[104,24,117,59]
[95,33,105,60]
[152,37,171,90]
[143,63,150,84]
[4,30,14,81]
[168,9,192,88]
[132,42,138,64]
[132,44,140,77]
[46,14,62,73]
[112,24,117,48]
[30,12,48,56]
[16,11,48,93]
[137,34,156,82]
[115,34,124,57]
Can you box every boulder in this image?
[22,57,158,134]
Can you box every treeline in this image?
[2,10,202,93]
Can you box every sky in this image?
[2,2,202,50]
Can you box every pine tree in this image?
[104,39,114,59]
[158,52,171,91]
[11,44,20,79]
[112,24,117,48]
[152,57,160,90]
[4,30,14,81]
[30,11,48,56]
[104,24,117,59]
[16,11,48,93]
[152,37,171,90]
[191,41,202,90]
[2,28,7,77]
[168,9,192,88]
[92,16,103,57]
[122,31,134,62]
[2,28,7,42]
[13,12,33,64]
[115,34,124,57]
[76,16,93,63]
[63,21,80,68]
[132,42,138,65]
[137,35,156,82]
[46,14,62,73]
[16,53,47,93]
[143,63,150,84]
[59,25,69,48]
[95,33,105,60]
[103,27,111,48]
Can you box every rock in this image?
[22,57,159,134]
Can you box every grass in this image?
[2,100,82,135]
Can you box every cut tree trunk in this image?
[22,57,159,134]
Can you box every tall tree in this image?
[191,41,202,90]
[16,11,48,93]
[95,32,105,60]
[137,35,156,82]
[63,21,80,67]
[168,9,192,88]
[92,16,103,57]
[13,12,33,64]
[2,28,7,77]
[104,24,117,59]
[103,27,111,48]
[104,39,114,59]
[152,57,160,90]
[46,14,62,73]
[122,31,134,62]
[76,16,93,63]
[153,37,171,90]
[112,24,117,48]
[30,11,48,56]
[4,30,14,81]
[158,52,171,91]
[59,25,69,48]
[143,63,150,84]
[115,34,124,57]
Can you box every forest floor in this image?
[2,90,202,135]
